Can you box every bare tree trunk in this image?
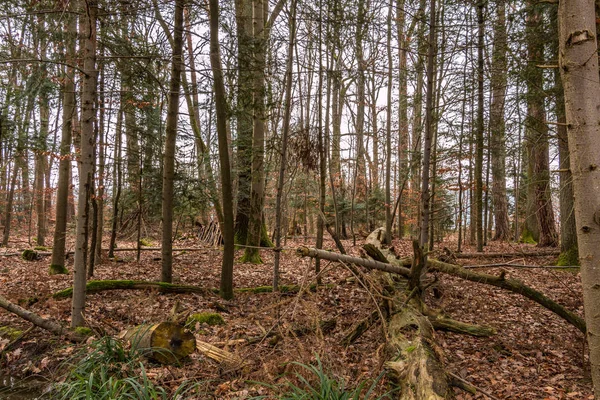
[419,0,436,248]
[384,3,393,244]
[71,0,97,328]
[108,104,123,260]
[273,0,296,290]
[242,0,267,263]
[559,0,600,393]
[525,0,558,247]
[489,0,510,241]
[234,0,253,246]
[161,0,184,283]
[208,0,235,300]
[474,0,484,252]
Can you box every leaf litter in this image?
[0,233,593,399]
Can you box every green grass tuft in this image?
[51,336,203,399]
[251,355,394,399]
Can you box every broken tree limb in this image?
[0,294,84,342]
[454,250,559,259]
[296,246,410,277]
[299,230,585,334]
[464,263,579,269]
[419,258,586,334]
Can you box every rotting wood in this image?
[196,339,245,369]
[364,229,452,398]
[0,294,84,342]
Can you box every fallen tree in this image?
[297,233,585,334]
[297,227,585,398]
[0,294,85,342]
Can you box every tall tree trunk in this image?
[71,0,97,328]
[490,0,510,241]
[355,0,367,230]
[234,0,254,245]
[419,0,436,248]
[474,0,484,252]
[558,0,600,393]
[551,8,578,262]
[384,3,393,244]
[161,0,184,283]
[208,0,235,300]
[35,15,48,247]
[525,0,558,247]
[108,104,123,260]
[242,0,267,263]
[273,0,296,290]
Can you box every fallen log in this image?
[454,250,559,259]
[53,280,328,299]
[363,229,452,398]
[296,246,411,277]
[122,322,196,364]
[0,294,84,342]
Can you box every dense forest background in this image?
[0,0,599,397]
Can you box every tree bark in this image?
[161,0,184,283]
[208,0,235,300]
[490,0,510,241]
[525,0,558,247]
[71,0,97,328]
[559,0,600,394]
[242,0,267,263]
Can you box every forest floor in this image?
[0,230,593,399]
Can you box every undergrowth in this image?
[254,356,395,400]
[51,336,202,399]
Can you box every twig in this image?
[464,263,579,269]
[448,372,502,400]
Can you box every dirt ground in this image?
[0,232,593,399]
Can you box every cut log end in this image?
[124,322,196,364]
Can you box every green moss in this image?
[239,249,263,264]
[49,264,69,275]
[0,326,23,340]
[519,227,537,245]
[186,312,225,328]
[74,327,92,336]
[557,247,580,267]
[53,280,137,299]
[21,249,38,261]
[34,246,50,251]
[18,297,38,307]
[139,238,153,247]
